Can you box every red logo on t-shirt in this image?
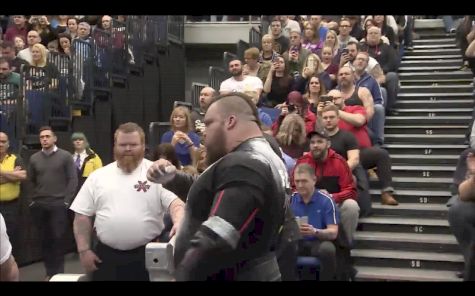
[134,180,151,192]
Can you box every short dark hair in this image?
[39,125,55,135]
[346,41,360,50]
[0,40,15,50]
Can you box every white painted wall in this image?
[184,23,257,44]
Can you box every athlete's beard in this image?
[206,127,227,165]
[114,147,144,173]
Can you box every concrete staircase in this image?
[353,19,472,281]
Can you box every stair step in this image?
[414,19,445,29]
[371,202,448,218]
[399,65,461,71]
[417,32,456,39]
[370,189,451,204]
[352,249,463,272]
[354,231,458,252]
[389,154,459,165]
[389,164,456,178]
[413,44,457,49]
[391,109,473,117]
[394,100,474,108]
[397,92,473,98]
[358,216,450,234]
[399,85,472,93]
[400,59,462,67]
[354,266,461,281]
[404,48,461,56]
[385,125,469,135]
[384,134,466,144]
[386,116,472,125]
[412,38,456,44]
[398,70,473,80]
[384,144,468,157]
[370,176,451,190]
[402,54,462,60]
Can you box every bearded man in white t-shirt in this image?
[70,122,185,281]
[219,59,263,102]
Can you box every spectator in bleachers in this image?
[309,16,328,42]
[25,43,58,86]
[395,15,414,51]
[322,30,341,66]
[270,17,289,55]
[262,56,293,107]
[280,16,301,38]
[160,106,200,166]
[243,47,271,84]
[360,26,400,114]
[283,30,311,77]
[448,149,475,281]
[462,20,475,75]
[291,162,339,281]
[219,59,263,102]
[57,33,72,56]
[320,46,339,88]
[259,34,280,63]
[13,36,26,54]
[321,105,372,217]
[47,40,59,53]
[303,74,327,114]
[367,16,398,48]
[360,19,390,45]
[275,113,308,159]
[272,91,316,137]
[1,41,27,75]
[191,86,216,136]
[54,15,69,35]
[302,22,324,54]
[77,22,92,42]
[352,52,385,146]
[346,15,364,40]
[328,88,398,206]
[292,128,359,248]
[17,30,47,65]
[4,15,28,43]
[294,53,332,95]
[31,16,56,47]
[0,57,20,88]
[66,17,79,39]
[337,18,358,49]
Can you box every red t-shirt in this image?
[338,105,372,149]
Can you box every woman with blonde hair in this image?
[321,29,342,65]
[160,106,200,166]
[294,53,332,92]
[275,113,308,159]
[320,46,339,88]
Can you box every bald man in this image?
[190,86,216,136]
[152,93,289,281]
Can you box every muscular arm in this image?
[459,176,475,202]
[73,213,94,252]
[466,38,475,58]
[0,256,19,281]
[346,149,360,170]
[338,109,366,127]
[358,87,374,121]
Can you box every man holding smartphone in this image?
[291,162,340,281]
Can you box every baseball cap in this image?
[307,128,330,140]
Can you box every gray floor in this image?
[19,253,83,281]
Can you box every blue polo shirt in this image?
[290,190,340,240]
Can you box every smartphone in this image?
[287,104,296,112]
[320,95,333,103]
[341,48,349,55]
